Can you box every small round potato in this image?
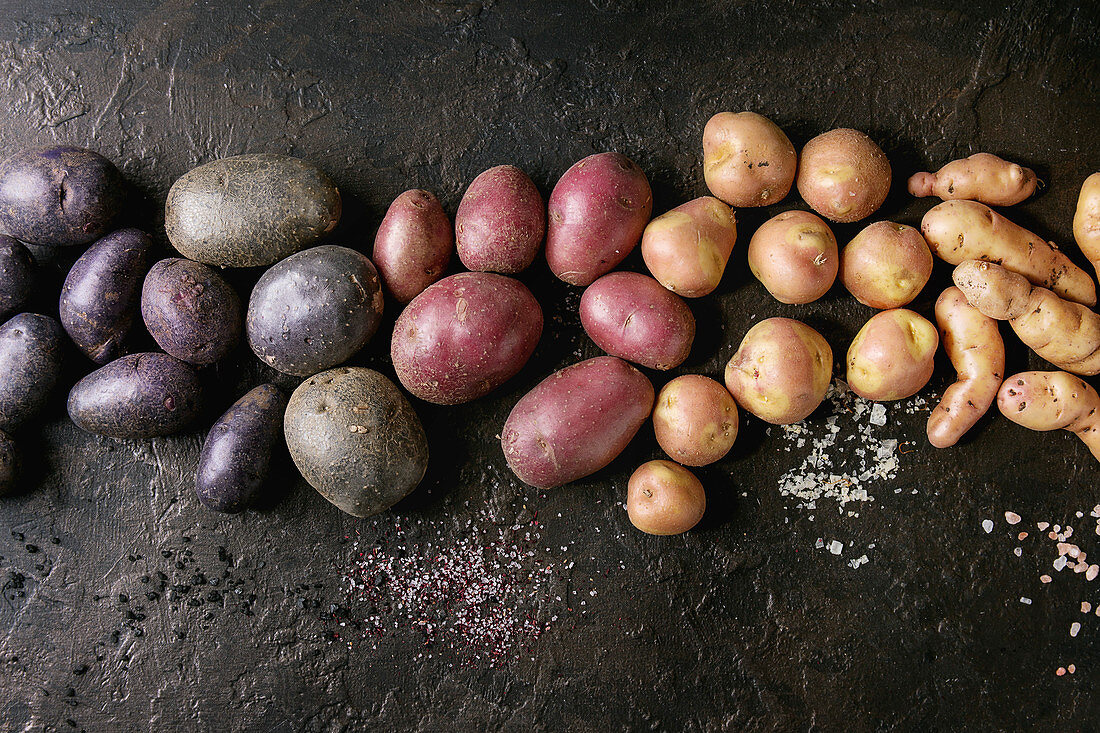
[456,165,545,274]
[142,258,242,366]
[724,317,832,425]
[703,111,797,207]
[641,196,737,297]
[373,189,452,303]
[747,210,838,304]
[846,309,938,401]
[796,129,891,223]
[840,222,932,309]
[653,375,738,466]
[626,460,706,535]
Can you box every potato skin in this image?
[142,258,242,366]
[846,309,938,401]
[724,317,832,424]
[0,146,125,247]
[796,129,891,223]
[247,245,384,377]
[703,112,797,207]
[284,367,428,518]
[546,152,653,286]
[456,165,545,274]
[392,272,542,404]
[67,353,202,438]
[748,210,837,304]
[840,221,932,309]
[626,460,705,535]
[165,153,341,268]
[1073,172,1100,279]
[0,429,17,495]
[653,375,738,466]
[373,189,452,303]
[0,313,64,433]
[997,372,1100,463]
[59,228,152,364]
[195,384,286,513]
[0,236,34,321]
[501,356,655,489]
[907,153,1037,206]
[641,196,738,297]
[579,272,695,370]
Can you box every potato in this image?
[1073,172,1100,280]
[0,313,64,433]
[0,146,125,247]
[579,271,695,370]
[748,210,837,304]
[67,353,202,438]
[997,371,1100,463]
[546,152,653,286]
[846,309,938,401]
[284,367,428,517]
[652,375,738,466]
[0,236,34,321]
[640,196,737,297]
[724,317,832,424]
[247,245,384,377]
[373,189,452,303]
[141,258,242,366]
[501,356,655,489]
[840,221,932,309]
[626,460,705,535]
[392,272,542,404]
[0,429,16,495]
[195,384,286,513]
[456,165,545,274]
[796,129,891,223]
[702,111,797,207]
[165,153,341,268]
[908,153,1037,206]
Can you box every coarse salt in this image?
[1087,565,1099,581]
[1038,522,1050,531]
[829,540,843,555]
[1041,575,1053,583]
[1020,597,1032,605]
[1005,511,1021,525]
[1082,602,1092,613]
[1014,547,1022,557]
[1070,622,1081,637]
[982,519,994,533]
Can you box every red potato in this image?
[373,189,452,303]
[747,210,837,304]
[391,272,542,405]
[653,375,738,466]
[796,128,891,223]
[846,309,938,401]
[626,460,706,535]
[997,371,1100,463]
[702,112,796,207]
[724,317,832,425]
[640,196,738,298]
[840,221,932,309]
[546,152,653,286]
[579,272,695,370]
[456,165,545,274]
[907,153,1037,206]
[501,356,655,489]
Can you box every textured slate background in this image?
[1,0,1099,730]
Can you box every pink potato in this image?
[747,210,838,304]
[546,152,653,286]
[391,272,542,405]
[840,221,933,309]
[373,189,452,303]
[703,111,797,207]
[640,196,738,297]
[626,460,706,535]
[652,375,738,466]
[579,271,695,370]
[455,165,545,274]
[846,309,938,401]
[501,356,655,489]
[796,128,891,223]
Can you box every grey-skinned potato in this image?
[0,313,65,433]
[0,235,34,321]
[285,367,428,518]
[0,429,17,495]
[142,258,242,366]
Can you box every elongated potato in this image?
[922,200,1096,306]
[373,189,452,303]
[653,375,738,466]
[501,356,654,489]
[641,196,737,297]
[626,460,706,535]
[0,314,65,433]
[748,210,837,304]
[846,309,938,401]
[926,287,1005,448]
[908,153,1038,206]
[702,112,796,207]
[997,371,1100,463]
[1074,172,1100,280]
[840,222,932,309]
[796,129,891,223]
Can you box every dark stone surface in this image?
[1,0,1098,730]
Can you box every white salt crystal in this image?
[1020,597,1032,605]
[828,540,843,555]
[982,519,994,533]
[869,403,887,426]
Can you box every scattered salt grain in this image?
[1018,532,1028,540]
[1041,575,1053,583]
[1038,522,1050,531]
[828,540,843,555]
[1014,547,1022,557]
[1087,565,1099,581]
[848,555,869,569]
[1054,556,1069,571]
[1070,622,1081,638]
[1068,664,1076,674]
[1020,597,1032,605]
[1005,511,1021,525]
[1082,602,1092,614]
[1056,667,1067,676]
[982,519,994,533]
[869,403,887,426]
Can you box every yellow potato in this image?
[748,210,838,304]
[998,371,1100,464]
[846,309,938,401]
[641,196,737,297]
[703,112,797,208]
[908,153,1037,206]
[796,128,891,223]
[1073,172,1100,280]
[840,221,932,309]
[626,460,706,535]
[653,375,738,466]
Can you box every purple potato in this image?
[246,245,384,377]
[455,165,545,274]
[142,258,242,366]
[0,430,16,495]
[0,146,125,247]
[195,384,286,513]
[67,353,202,439]
[0,235,34,321]
[0,313,64,433]
[60,228,152,364]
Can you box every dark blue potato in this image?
[246,245,384,377]
[0,236,34,321]
[60,228,152,364]
[0,430,17,495]
[67,352,202,439]
[0,146,125,247]
[195,383,286,513]
[0,313,64,433]
[142,258,242,366]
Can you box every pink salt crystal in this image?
[1018,532,1029,540]
[1088,565,1100,581]
[1038,522,1050,530]
[1056,667,1066,676]
[1041,575,1053,583]
[1005,511,1021,525]
[1068,664,1076,674]
[1083,602,1093,614]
